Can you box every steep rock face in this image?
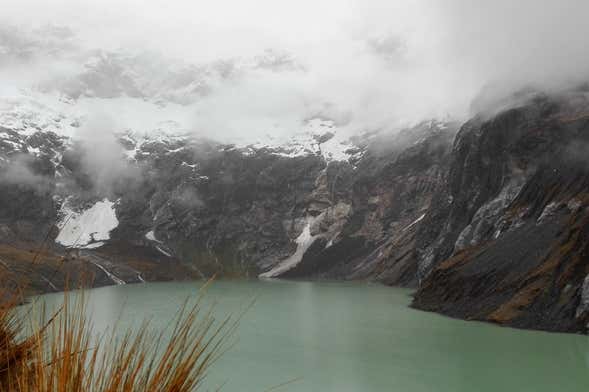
[0,116,457,290]
[115,143,327,277]
[107,121,458,282]
[278,121,457,285]
[0,128,210,291]
[4,86,589,334]
[0,127,62,243]
[412,92,589,332]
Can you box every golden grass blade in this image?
[0,285,238,392]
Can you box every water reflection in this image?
[23,280,589,392]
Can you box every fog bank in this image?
[1,0,588,141]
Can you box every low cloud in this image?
[72,112,143,196]
[1,0,589,142]
[173,186,205,209]
[0,154,54,193]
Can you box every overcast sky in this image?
[2,0,589,140]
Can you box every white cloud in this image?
[1,0,588,142]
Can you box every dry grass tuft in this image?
[0,284,236,392]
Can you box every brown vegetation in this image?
[0,281,236,391]
[0,219,244,391]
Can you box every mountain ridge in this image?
[1,86,589,333]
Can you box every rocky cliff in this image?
[1,88,589,333]
[412,90,589,333]
[0,114,457,292]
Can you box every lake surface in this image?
[30,280,589,391]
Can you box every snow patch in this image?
[231,117,358,162]
[166,146,185,154]
[181,161,198,170]
[0,91,81,137]
[145,230,160,242]
[576,274,589,320]
[88,260,126,285]
[403,213,426,232]
[82,242,105,249]
[124,147,138,160]
[27,146,41,155]
[538,202,560,223]
[259,216,318,278]
[156,246,172,257]
[56,199,119,248]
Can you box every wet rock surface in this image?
[2,90,589,333]
[412,92,589,333]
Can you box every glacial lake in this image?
[29,280,589,391]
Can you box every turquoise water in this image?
[31,280,589,391]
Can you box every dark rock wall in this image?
[412,93,589,333]
[2,91,589,333]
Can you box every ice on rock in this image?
[56,198,119,248]
[259,215,318,278]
